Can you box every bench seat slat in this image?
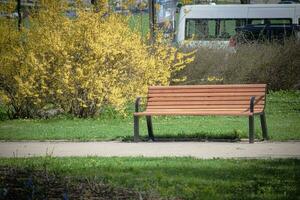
[148,93,265,97]
[146,105,264,109]
[148,96,265,101]
[148,88,266,94]
[147,100,264,106]
[149,84,266,89]
[134,110,258,116]
[146,106,263,109]
[146,108,263,112]
[145,109,263,112]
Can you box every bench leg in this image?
[249,115,254,143]
[146,116,155,141]
[260,112,269,141]
[134,115,140,142]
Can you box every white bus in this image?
[176,4,300,47]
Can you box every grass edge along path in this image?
[0,157,299,199]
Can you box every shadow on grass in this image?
[121,132,241,142]
[0,166,154,199]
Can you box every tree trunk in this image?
[17,0,22,31]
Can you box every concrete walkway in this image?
[0,141,300,159]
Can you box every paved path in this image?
[0,141,300,159]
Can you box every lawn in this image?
[0,91,299,141]
[129,13,149,38]
[0,157,299,199]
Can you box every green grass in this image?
[129,13,149,38]
[0,91,299,141]
[0,157,299,199]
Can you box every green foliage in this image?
[175,40,300,90]
[128,13,149,38]
[0,104,8,121]
[1,157,299,199]
[173,47,225,85]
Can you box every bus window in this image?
[235,24,300,45]
[219,20,238,38]
[269,19,292,24]
[249,19,264,25]
[248,18,292,25]
[185,19,246,40]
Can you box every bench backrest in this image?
[146,84,267,113]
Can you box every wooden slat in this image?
[148,92,265,97]
[141,84,266,116]
[147,100,264,106]
[148,96,265,101]
[148,88,265,94]
[134,111,256,116]
[149,84,266,89]
[147,101,265,106]
[146,105,264,109]
[146,109,256,111]
[145,108,264,112]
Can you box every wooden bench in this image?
[133,84,268,143]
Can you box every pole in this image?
[148,0,155,43]
[17,0,22,31]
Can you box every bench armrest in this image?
[250,96,255,113]
[135,97,141,112]
[135,96,148,112]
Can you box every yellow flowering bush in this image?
[0,0,194,118]
[180,0,193,5]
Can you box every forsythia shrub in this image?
[0,0,194,118]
